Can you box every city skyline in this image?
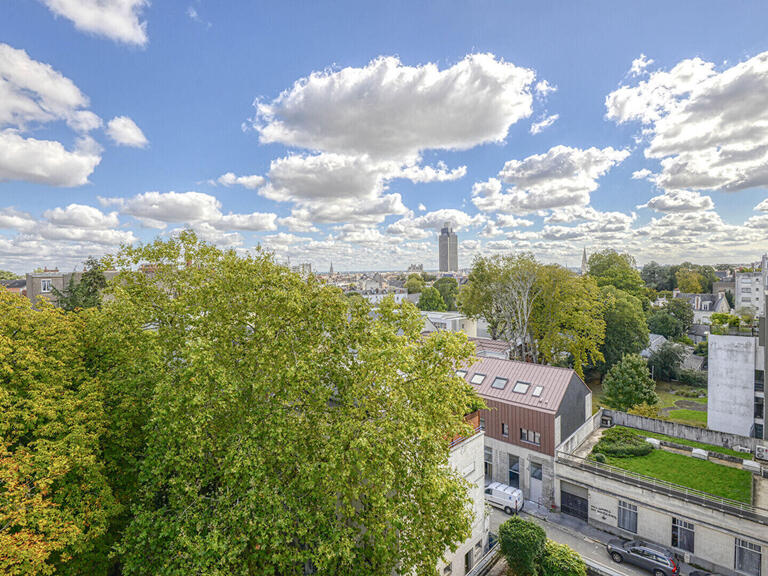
[2,2,768,273]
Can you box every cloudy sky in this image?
[1,1,768,273]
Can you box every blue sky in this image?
[1,1,768,272]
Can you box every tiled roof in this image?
[460,357,578,413]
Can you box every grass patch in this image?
[667,409,707,426]
[616,427,752,460]
[602,450,752,503]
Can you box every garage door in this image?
[560,485,588,522]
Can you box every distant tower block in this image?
[439,222,458,272]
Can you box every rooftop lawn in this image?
[666,409,707,426]
[616,427,752,460]
[603,449,753,504]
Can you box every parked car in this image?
[484,481,524,515]
[606,539,680,576]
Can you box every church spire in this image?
[580,247,588,276]
[329,261,334,275]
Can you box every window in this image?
[735,538,761,576]
[464,550,473,572]
[40,279,53,293]
[475,540,483,558]
[470,373,486,385]
[618,500,637,533]
[508,454,519,487]
[755,424,764,439]
[491,377,508,390]
[484,446,493,478]
[532,386,543,397]
[743,297,752,302]
[479,417,485,430]
[501,423,509,437]
[671,518,694,552]
[455,370,467,378]
[530,462,542,481]
[520,428,540,446]
[755,397,764,420]
[512,381,530,394]
[443,562,452,575]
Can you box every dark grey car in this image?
[606,539,680,576]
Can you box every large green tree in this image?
[600,286,649,372]
[418,286,448,311]
[647,310,683,339]
[531,265,605,378]
[664,298,694,333]
[405,273,425,294]
[106,233,481,576]
[601,354,658,411]
[587,250,645,300]
[640,262,674,291]
[540,540,587,576]
[433,277,459,311]
[648,342,685,382]
[458,255,506,339]
[0,292,118,575]
[52,257,108,311]
[498,517,547,576]
[0,270,21,281]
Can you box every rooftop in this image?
[458,356,579,413]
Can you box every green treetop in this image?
[602,353,658,411]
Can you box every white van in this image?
[484,482,524,515]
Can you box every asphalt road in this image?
[489,507,650,576]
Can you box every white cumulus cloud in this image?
[42,0,149,46]
[106,116,148,147]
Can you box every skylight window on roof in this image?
[512,381,530,394]
[456,370,467,378]
[532,386,543,397]
[470,373,486,385]
[491,377,508,390]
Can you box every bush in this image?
[540,540,587,576]
[677,369,707,387]
[499,516,547,576]
[627,402,659,418]
[592,427,653,458]
[593,452,606,463]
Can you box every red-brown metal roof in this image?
[460,357,576,413]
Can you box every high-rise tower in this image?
[439,222,458,272]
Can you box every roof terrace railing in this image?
[556,450,768,526]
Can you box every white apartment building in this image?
[438,429,489,576]
[735,254,768,314]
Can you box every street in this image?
[489,507,650,576]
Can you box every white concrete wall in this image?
[708,334,758,437]
[484,436,555,504]
[438,431,489,576]
[555,463,768,575]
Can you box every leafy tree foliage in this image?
[647,310,683,339]
[711,312,740,327]
[458,256,506,339]
[600,286,649,372]
[539,540,587,576]
[106,233,480,576]
[675,267,704,293]
[433,277,459,310]
[52,257,108,311]
[648,342,685,381]
[498,516,547,576]
[531,265,605,378]
[724,290,735,309]
[0,292,118,575]
[0,269,21,281]
[602,354,658,411]
[627,402,660,418]
[587,250,645,300]
[418,286,447,311]
[640,261,675,291]
[664,298,694,333]
[405,273,425,294]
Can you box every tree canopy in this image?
[647,341,685,382]
[587,250,645,300]
[458,255,506,339]
[405,273,425,294]
[433,277,459,311]
[106,232,481,576]
[418,286,447,311]
[601,354,658,411]
[52,257,108,311]
[0,292,118,575]
[663,298,694,333]
[646,310,684,339]
[0,269,21,281]
[600,286,649,372]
